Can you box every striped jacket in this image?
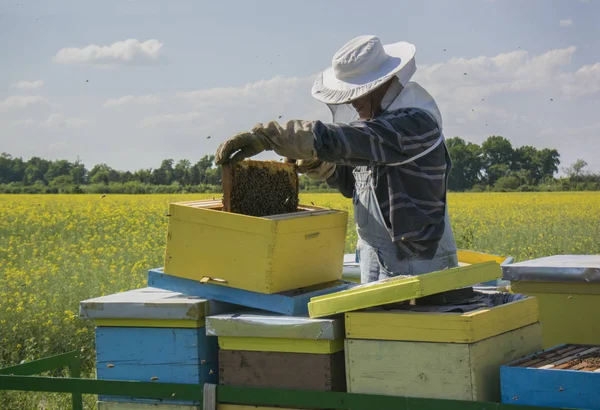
[312,107,451,259]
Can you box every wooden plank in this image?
[148,269,355,316]
[219,350,346,392]
[542,347,600,369]
[527,346,591,368]
[500,363,600,409]
[511,345,579,368]
[308,262,501,318]
[457,250,508,265]
[94,319,204,328]
[346,323,542,402]
[217,337,344,354]
[221,162,233,212]
[345,297,538,343]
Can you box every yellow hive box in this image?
[345,296,539,343]
[164,200,348,294]
[503,255,600,349]
[345,323,542,402]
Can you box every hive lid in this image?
[79,287,235,321]
[308,261,501,318]
[205,311,343,340]
[502,255,600,283]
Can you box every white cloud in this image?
[11,80,44,90]
[42,113,88,128]
[177,75,317,104]
[140,112,204,128]
[52,39,163,67]
[413,46,593,103]
[103,94,159,108]
[0,95,50,109]
[13,118,35,126]
[560,19,573,27]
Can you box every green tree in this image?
[44,160,74,183]
[481,136,514,185]
[152,159,174,185]
[174,159,192,185]
[565,159,588,181]
[446,137,483,191]
[88,164,119,185]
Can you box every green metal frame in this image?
[0,351,576,410]
[0,351,82,410]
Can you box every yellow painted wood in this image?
[456,250,508,265]
[345,296,539,343]
[512,281,600,295]
[98,402,200,410]
[220,405,303,410]
[164,200,348,294]
[308,261,501,318]
[217,336,344,354]
[93,319,204,328]
[345,323,542,402]
[510,285,600,349]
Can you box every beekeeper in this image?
[215,35,458,283]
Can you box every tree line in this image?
[1,135,598,194]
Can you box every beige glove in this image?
[215,120,317,165]
[296,157,336,181]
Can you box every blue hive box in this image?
[501,343,600,409]
[80,287,237,405]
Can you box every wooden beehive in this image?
[163,200,348,294]
[307,256,543,402]
[502,255,600,348]
[207,312,346,392]
[80,287,237,406]
[501,344,600,409]
[222,160,299,217]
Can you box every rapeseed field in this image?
[1,192,599,408]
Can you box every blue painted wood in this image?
[501,350,600,409]
[96,326,218,405]
[147,268,356,316]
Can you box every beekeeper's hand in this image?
[295,157,336,181]
[215,120,317,165]
[215,131,269,165]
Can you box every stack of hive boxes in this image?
[79,287,235,408]
[146,198,354,398]
[498,254,600,410]
[308,257,544,402]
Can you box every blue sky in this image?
[1,0,599,173]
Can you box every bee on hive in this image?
[225,160,299,217]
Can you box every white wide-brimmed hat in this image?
[312,35,417,105]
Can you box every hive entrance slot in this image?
[221,160,300,217]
